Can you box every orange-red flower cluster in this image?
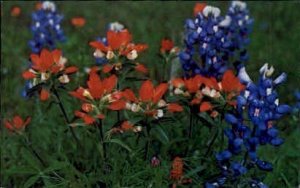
[70,69,120,125]
[71,17,86,27]
[22,49,78,101]
[160,39,179,56]
[111,120,142,134]
[171,70,245,116]
[90,29,147,61]
[4,115,31,133]
[11,6,21,17]
[109,80,183,119]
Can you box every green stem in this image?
[188,107,193,139]
[23,136,46,167]
[96,119,106,159]
[52,86,81,148]
[144,121,151,160]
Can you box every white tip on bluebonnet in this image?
[273,72,287,85]
[42,1,56,12]
[238,67,252,84]
[219,16,232,27]
[203,6,221,18]
[108,22,125,32]
[231,1,247,10]
[260,63,274,78]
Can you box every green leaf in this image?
[24,175,40,188]
[105,139,132,152]
[43,161,68,174]
[4,166,37,175]
[151,125,169,144]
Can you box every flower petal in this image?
[139,80,154,102]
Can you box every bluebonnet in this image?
[180,1,252,79]
[28,1,66,53]
[293,91,300,111]
[211,63,291,186]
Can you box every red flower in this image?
[170,157,184,180]
[4,115,31,132]
[139,80,168,103]
[200,101,213,112]
[11,6,21,17]
[89,29,147,60]
[40,88,50,101]
[135,63,148,74]
[194,3,207,16]
[168,103,183,112]
[221,70,245,93]
[160,39,174,53]
[71,17,86,27]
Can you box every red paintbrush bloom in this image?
[89,29,147,62]
[70,71,120,125]
[113,80,182,119]
[4,115,31,132]
[160,39,174,53]
[170,157,184,180]
[11,6,21,17]
[194,3,207,16]
[71,17,86,27]
[135,63,148,74]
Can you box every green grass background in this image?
[1,1,300,187]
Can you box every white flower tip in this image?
[203,6,221,18]
[238,67,252,83]
[108,22,125,32]
[274,72,287,85]
[42,1,56,12]
[232,1,247,10]
[219,16,232,27]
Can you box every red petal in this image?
[40,49,54,71]
[30,54,41,70]
[168,103,183,112]
[82,103,93,112]
[102,64,114,73]
[40,88,50,101]
[97,114,105,119]
[103,74,117,93]
[22,71,36,79]
[122,89,137,102]
[89,41,108,52]
[172,78,185,88]
[71,17,86,27]
[23,117,31,127]
[87,72,103,99]
[107,29,132,50]
[120,121,133,131]
[69,87,86,101]
[194,3,207,16]
[51,49,62,63]
[108,100,126,110]
[139,80,154,102]
[153,83,168,103]
[200,102,213,112]
[83,115,95,125]
[4,120,14,131]
[160,39,174,52]
[65,66,78,74]
[13,115,24,129]
[135,64,148,74]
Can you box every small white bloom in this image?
[127,50,138,60]
[156,109,164,118]
[58,74,70,84]
[106,51,115,60]
[260,63,274,77]
[219,16,232,27]
[55,25,60,30]
[157,100,167,108]
[41,72,50,81]
[84,67,91,73]
[131,103,141,112]
[108,22,125,32]
[174,88,184,95]
[238,20,243,26]
[203,43,208,49]
[133,126,142,133]
[93,49,105,58]
[125,103,132,110]
[35,22,40,28]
